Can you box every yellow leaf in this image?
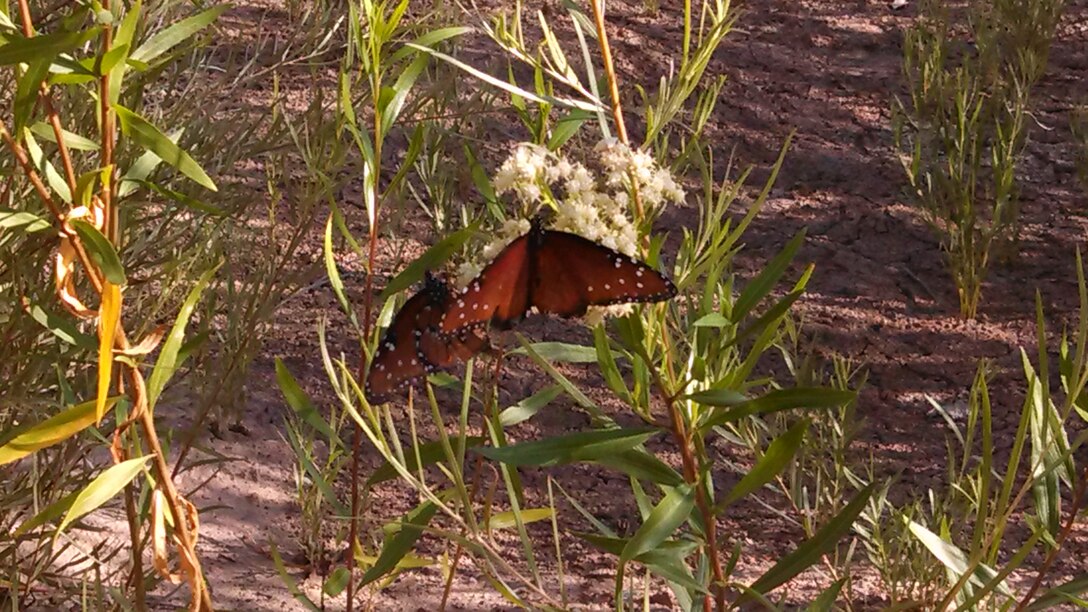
[96,282,122,424]
[0,396,119,465]
[488,507,554,531]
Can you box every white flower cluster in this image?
[458,140,684,324]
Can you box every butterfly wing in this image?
[439,235,533,334]
[531,230,677,317]
[417,278,490,366]
[365,289,435,402]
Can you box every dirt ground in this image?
[155,0,1088,609]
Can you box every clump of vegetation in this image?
[894,0,1064,318]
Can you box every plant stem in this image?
[1014,464,1088,610]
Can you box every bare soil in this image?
[157,0,1088,610]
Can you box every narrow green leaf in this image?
[808,578,846,612]
[701,388,855,430]
[275,358,340,447]
[118,128,183,198]
[113,104,217,191]
[380,225,477,299]
[407,43,604,113]
[510,341,606,363]
[146,265,218,409]
[283,424,347,516]
[270,541,321,612]
[0,397,119,465]
[367,436,486,486]
[14,59,50,132]
[29,122,100,151]
[322,567,350,597]
[500,385,562,427]
[686,388,748,407]
[0,28,99,66]
[57,456,151,535]
[69,220,126,285]
[13,488,81,537]
[23,299,96,349]
[732,230,806,322]
[743,484,875,600]
[547,108,593,150]
[1027,574,1088,611]
[593,324,631,403]
[594,448,684,486]
[0,209,50,233]
[692,312,730,328]
[360,501,439,586]
[475,428,657,467]
[908,520,1008,595]
[722,419,809,507]
[389,26,471,62]
[620,485,695,564]
[381,52,428,134]
[130,6,228,64]
[324,209,359,328]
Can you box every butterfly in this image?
[439,217,677,335]
[366,271,489,402]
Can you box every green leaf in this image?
[0,28,99,66]
[322,567,350,597]
[692,313,730,328]
[57,455,151,536]
[0,209,50,233]
[548,108,593,150]
[0,397,119,465]
[475,427,657,467]
[1027,574,1088,611]
[323,209,359,329]
[701,388,855,430]
[360,501,439,586]
[594,448,684,486]
[500,385,562,427]
[390,26,472,62]
[68,219,126,285]
[407,43,604,113]
[14,59,50,132]
[146,265,218,409]
[129,5,228,64]
[722,419,808,507]
[275,358,340,447]
[113,104,217,191]
[132,179,225,215]
[620,485,695,564]
[509,341,606,363]
[270,541,321,612]
[380,225,477,299]
[743,484,875,601]
[381,52,428,134]
[908,520,1009,596]
[29,122,100,151]
[118,127,183,198]
[593,324,631,403]
[807,578,846,612]
[732,230,806,322]
[579,533,706,592]
[23,299,96,349]
[13,488,82,537]
[686,388,748,407]
[367,436,486,486]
